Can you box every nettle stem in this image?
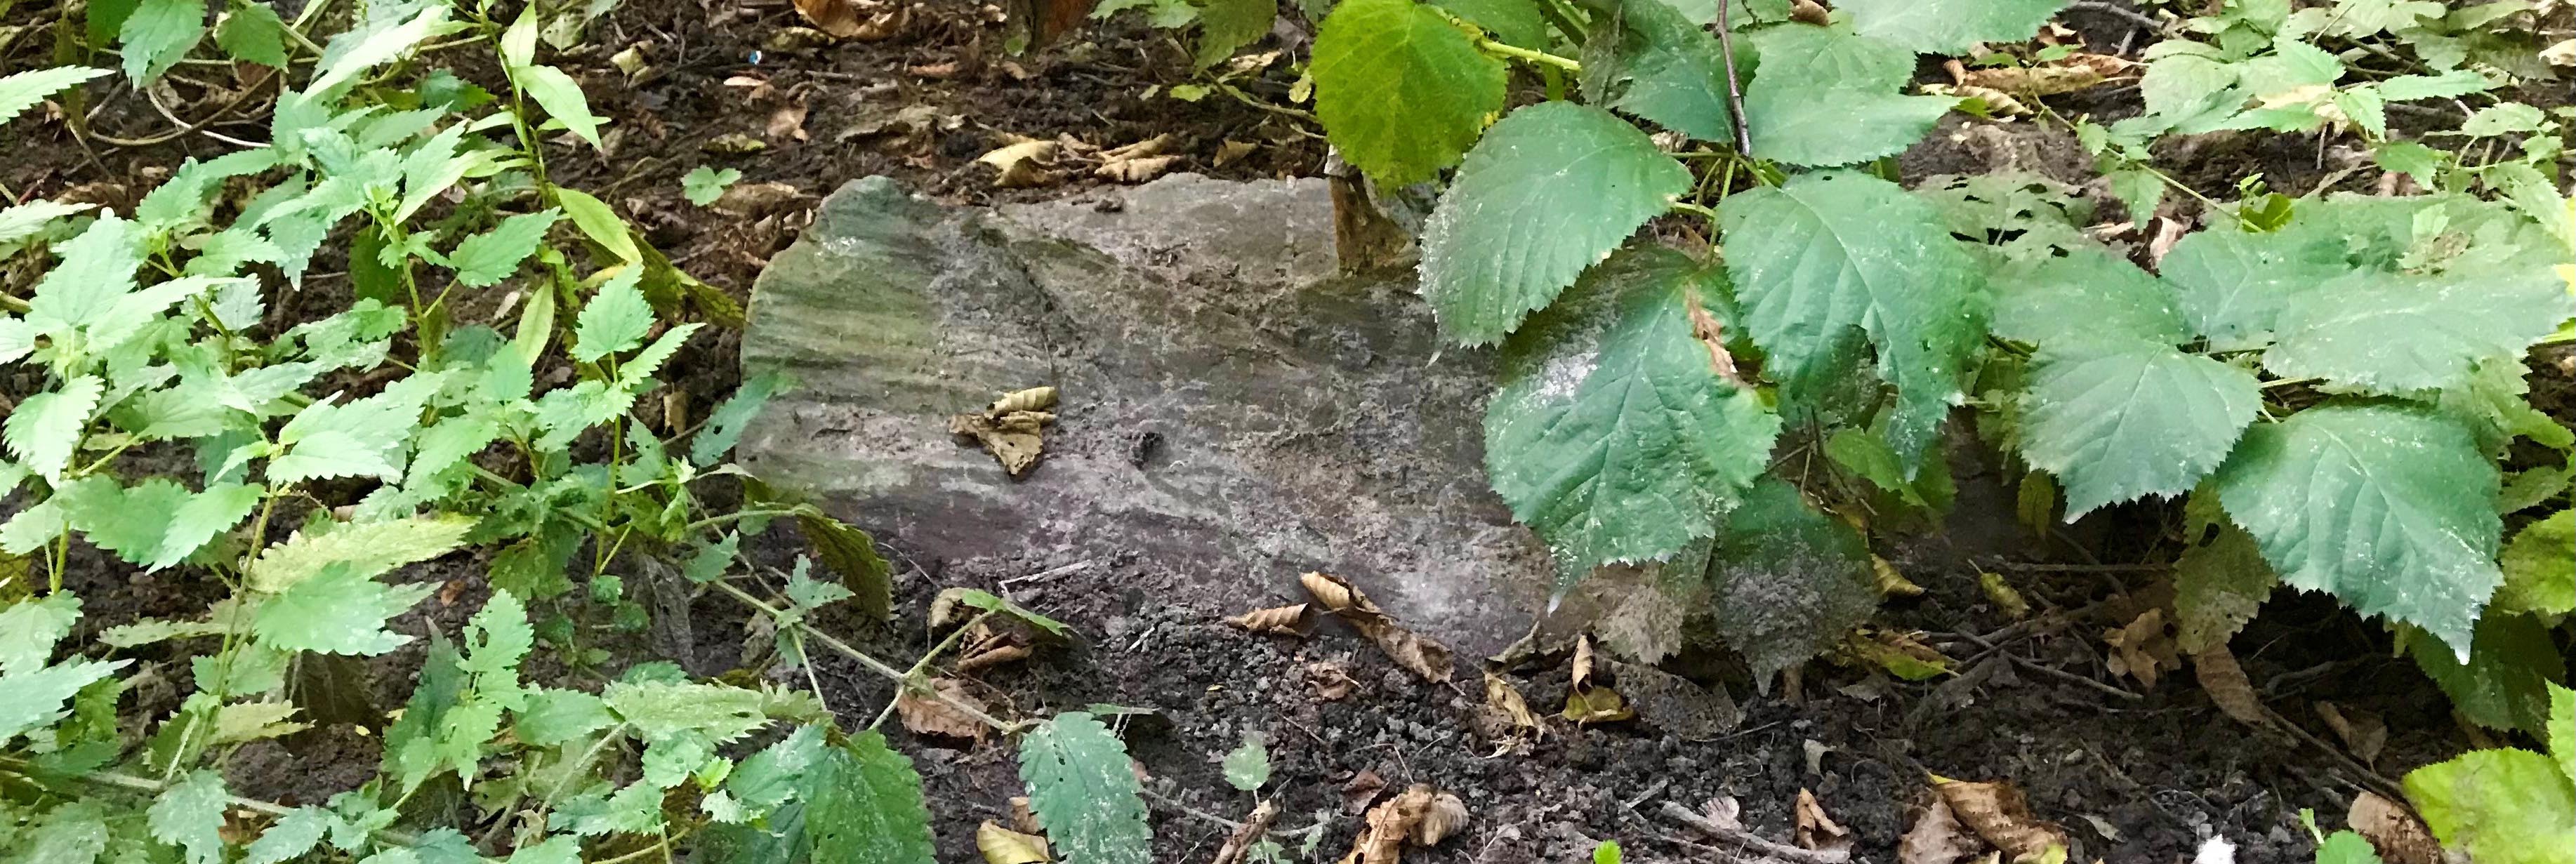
[1477,37,1580,72]
[707,581,1026,734]
[866,609,996,731]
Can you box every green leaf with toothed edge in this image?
[1311,0,1508,187]
[0,67,113,127]
[1834,0,2068,55]
[2021,340,2261,518]
[1019,712,1152,864]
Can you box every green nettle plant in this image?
[0,2,1166,863]
[1302,0,2574,853]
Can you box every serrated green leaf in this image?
[604,680,770,742]
[1420,102,1690,345]
[1743,25,1957,166]
[1717,171,1985,470]
[2497,510,2574,617]
[0,499,70,557]
[0,67,113,126]
[2213,403,2501,658]
[2316,830,2382,864]
[244,806,331,864]
[556,187,640,262]
[246,514,475,593]
[682,166,741,206]
[53,477,188,566]
[309,4,450,95]
[1835,0,2067,55]
[211,700,308,743]
[514,688,614,747]
[119,0,207,85]
[17,802,113,864]
[1312,0,1508,186]
[1485,246,1779,579]
[1020,712,1152,864]
[2157,227,2348,346]
[2141,52,2236,120]
[1990,248,2188,347]
[1588,0,1735,141]
[0,655,126,743]
[1222,733,1270,791]
[153,482,263,571]
[692,370,788,465]
[1438,0,1545,47]
[5,375,104,481]
[0,594,82,675]
[2403,747,2576,864]
[573,270,653,361]
[29,215,145,333]
[1194,0,1275,67]
[806,732,937,864]
[215,2,290,67]
[515,64,605,147]
[797,514,892,620]
[2023,341,2261,517]
[1706,477,1880,685]
[146,769,227,864]
[461,590,533,691]
[251,561,440,655]
[2549,683,2573,784]
[449,209,560,288]
[2407,613,2565,736]
[2173,522,2276,653]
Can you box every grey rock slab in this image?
[737,173,1550,656]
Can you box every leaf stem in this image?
[1475,37,1580,72]
[866,609,996,731]
[708,580,1027,734]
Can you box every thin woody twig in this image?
[1713,1,1753,156]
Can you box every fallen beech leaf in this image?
[1570,634,1599,690]
[2188,644,2272,729]
[711,181,803,218]
[704,133,766,154]
[977,818,1052,864]
[1096,154,1177,184]
[1225,603,1309,635]
[1789,0,1828,25]
[791,0,861,36]
[2348,792,2439,864]
[1957,57,2129,96]
[2103,609,2177,689]
[894,678,986,740]
[1481,672,1543,738]
[1213,139,1258,168]
[1933,778,2067,862]
[1899,797,1984,864]
[767,102,810,141]
[792,0,909,39]
[990,386,1057,414]
[1797,789,1855,856]
[977,139,1062,188]
[1413,791,1469,846]
[1300,572,1454,682]
[1305,660,1357,700]
[1341,769,1387,814]
[1979,572,2031,620]
[951,386,1061,476]
[1922,83,2032,117]
[2314,702,2386,765]
[1339,784,1435,863]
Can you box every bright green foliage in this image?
[147,769,230,864]
[2404,747,2576,864]
[1223,733,1270,791]
[2158,227,2351,347]
[2023,342,2261,517]
[246,514,475,592]
[1706,479,1880,685]
[1312,0,1507,186]
[2496,511,2574,616]
[5,376,103,481]
[804,733,938,864]
[1587,0,1735,142]
[573,271,654,361]
[120,0,208,84]
[944,587,1073,637]
[515,64,605,147]
[1019,712,1153,864]
[682,166,742,206]
[692,370,788,465]
[1193,0,1275,67]
[555,187,640,262]
[2551,684,2574,784]
[1594,840,1625,864]
[216,2,291,67]
[1835,0,2067,55]
[1485,248,1778,582]
[1718,171,1985,469]
[1437,0,1544,48]
[2264,270,2573,394]
[2316,830,2383,864]
[2215,404,2502,659]
[2407,614,2565,736]
[1420,102,1691,345]
[253,562,442,655]
[0,67,113,126]
[1743,25,1957,167]
[449,209,561,287]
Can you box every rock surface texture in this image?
[738,174,1548,655]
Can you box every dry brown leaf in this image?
[1570,634,1598,689]
[2544,38,2576,67]
[1934,778,2067,862]
[1797,789,1856,856]
[2189,644,2272,729]
[767,102,810,141]
[1210,800,1282,864]
[1875,556,1927,597]
[1789,0,1829,25]
[951,386,1060,476]
[1413,792,1469,846]
[1685,295,1748,387]
[1956,57,2130,96]
[2148,217,2190,263]
[1096,154,1177,184]
[894,678,986,740]
[977,818,1052,864]
[991,386,1057,414]
[2349,792,2440,864]
[1341,769,1387,813]
[2315,702,2387,765]
[1300,572,1455,682]
[1213,139,1258,168]
[1900,797,1986,864]
[711,181,803,218]
[1225,603,1309,635]
[1979,572,2031,620]
[1008,796,1043,835]
[1481,672,1543,737]
[1305,660,1358,701]
[2103,609,2178,689]
[791,0,910,39]
[1338,785,1436,864]
[790,0,861,36]
[1922,84,2032,117]
[956,642,1033,674]
[977,139,1062,188]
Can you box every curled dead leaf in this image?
[2188,644,2272,729]
[2349,792,2440,864]
[1955,56,2130,96]
[951,386,1060,477]
[977,818,1052,864]
[711,181,804,218]
[767,102,810,141]
[1481,672,1544,739]
[1225,603,1310,635]
[1922,83,2033,117]
[1008,796,1043,835]
[1341,769,1387,813]
[977,139,1063,188]
[1797,789,1855,856]
[1874,556,1926,597]
[1096,154,1177,184]
[1789,0,1828,25]
[1979,572,2031,620]
[991,386,1057,414]
[1340,784,1460,863]
[2315,702,2386,765]
[1300,572,1454,682]
[1305,660,1357,701]
[894,678,987,740]
[1561,684,1634,724]
[1213,139,1258,168]
[2103,609,2178,689]
[1685,295,1746,387]
[956,642,1033,674]
[1900,796,1984,864]
[1210,800,1282,864]
[1933,778,2067,862]
[1413,792,1469,846]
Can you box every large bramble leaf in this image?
[1485,247,1780,581]
[2407,613,2565,737]
[0,67,114,126]
[1420,102,1691,345]
[2212,403,2501,659]
[251,562,441,655]
[1835,0,2068,55]
[2156,227,2349,346]
[1436,0,1544,47]
[806,732,937,864]
[246,514,475,593]
[4,375,103,481]
[2263,270,2574,394]
[1717,171,1986,470]
[2496,510,2574,617]
[1019,712,1152,864]
[1743,25,1957,167]
[2403,747,2576,864]
[2022,340,2261,517]
[147,769,228,864]
[1312,0,1508,187]
[449,209,561,288]
[1585,0,1735,141]
[2551,683,2573,783]
[1705,477,1880,686]
[1990,248,2188,347]
[119,0,207,84]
